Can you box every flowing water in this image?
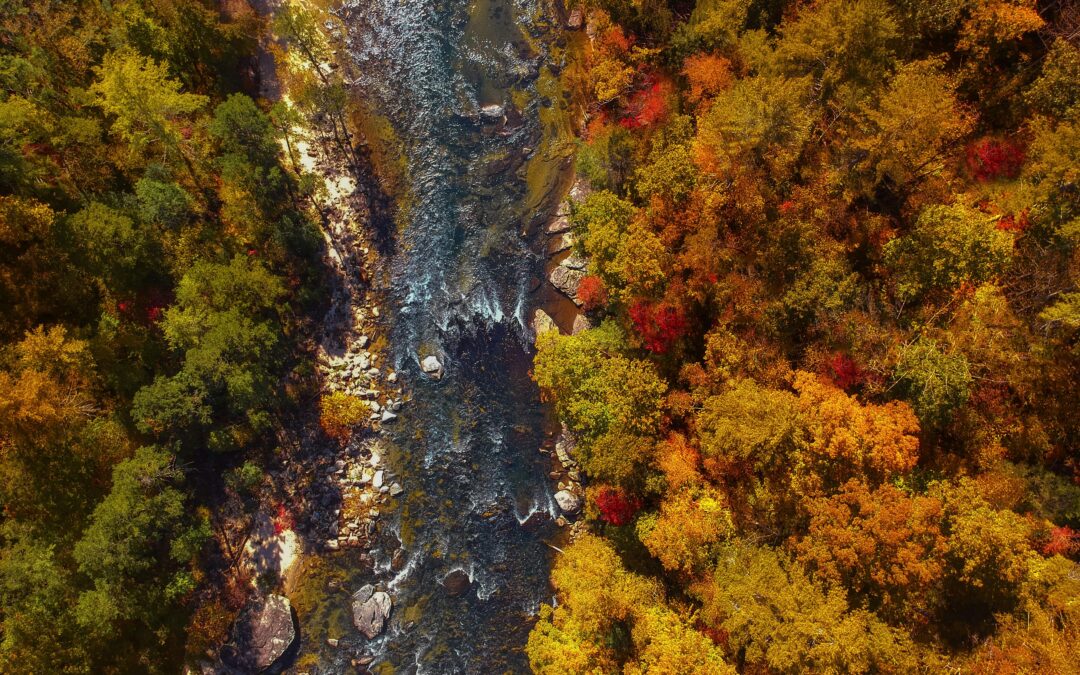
[300,0,572,671]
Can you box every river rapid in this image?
[301,0,571,672]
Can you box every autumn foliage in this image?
[966,137,1026,181]
[628,298,688,353]
[593,486,642,526]
[576,274,608,311]
[532,3,1080,672]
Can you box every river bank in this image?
[209,1,596,673]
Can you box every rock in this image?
[479,103,505,120]
[387,372,398,383]
[546,215,572,234]
[554,490,582,513]
[546,232,574,256]
[389,483,404,496]
[352,587,392,639]
[568,179,592,203]
[357,335,370,348]
[561,255,588,270]
[421,355,443,379]
[555,428,578,468]
[532,309,558,337]
[380,410,397,423]
[327,539,340,551]
[572,313,592,335]
[327,637,339,648]
[441,569,472,597]
[567,6,584,30]
[549,266,585,303]
[372,471,384,489]
[224,594,297,673]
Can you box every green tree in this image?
[89,50,208,179]
[534,323,667,485]
[884,203,1014,304]
[893,337,973,425]
[132,256,286,441]
[73,446,208,645]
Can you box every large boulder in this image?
[546,232,574,256]
[549,266,585,304]
[352,585,393,639]
[545,215,572,234]
[223,594,297,673]
[572,313,592,335]
[554,490,582,514]
[532,309,558,338]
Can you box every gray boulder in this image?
[554,490,582,513]
[352,585,393,639]
[549,266,585,304]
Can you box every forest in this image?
[0,0,338,670]
[0,0,1078,673]
[527,0,1080,672]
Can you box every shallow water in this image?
[301,0,567,671]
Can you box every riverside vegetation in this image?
[527,0,1080,673]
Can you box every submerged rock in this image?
[352,585,392,639]
[479,103,505,120]
[441,569,472,597]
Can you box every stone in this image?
[372,470,384,490]
[387,372,398,383]
[545,215,572,234]
[479,103,505,120]
[352,587,392,639]
[567,6,584,30]
[327,539,340,551]
[561,255,588,270]
[555,428,578,468]
[389,483,404,496]
[223,594,297,673]
[549,266,585,303]
[572,313,592,335]
[532,309,558,338]
[421,354,443,379]
[554,490,582,513]
[327,637,339,648]
[546,232,574,256]
[357,335,370,348]
[380,410,397,423]
[568,179,592,203]
[441,569,472,597]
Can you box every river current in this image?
[305,0,567,671]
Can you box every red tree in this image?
[594,487,642,526]
[629,299,687,353]
[577,275,608,311]
[828,353,865,390]
[966,137,1026,181]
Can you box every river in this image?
[296,0,572,671]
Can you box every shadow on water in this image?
[297,0,567,671]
